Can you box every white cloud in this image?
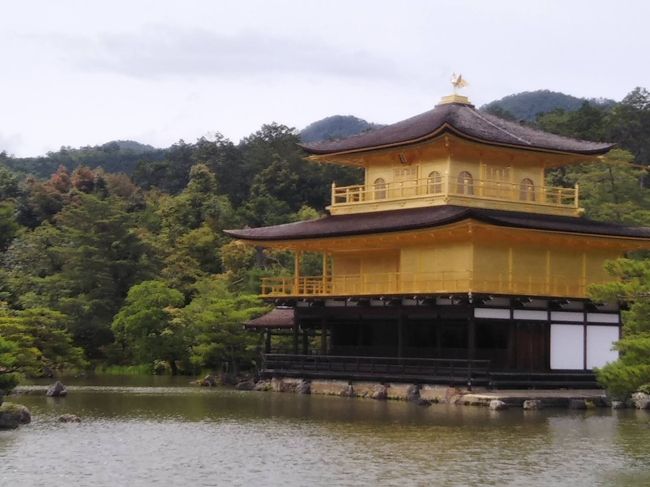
[54,25,400,82]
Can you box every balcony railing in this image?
[261,354,491,384]
[330,175,578,211]
[261,271,588,299]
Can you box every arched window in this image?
[519,178,535,202]
[456,171,474,195]
[374,177,387,200]
[427,171,442,194]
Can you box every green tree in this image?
[548,150,650,225]
[590,258,650,396]
[0,164,20,200]
[607,87,650,163]
[172,277,267,375]
[111,281,188,374]
[0,336,21,393]
[0,306,86,380]
[537,101,609,142]
[0,202,18,251]
[53,194,157,355]
[4,193,156,357]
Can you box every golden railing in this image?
[261,271,588,298]
[331,176,578,209]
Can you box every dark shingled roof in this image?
[244,307,295,329]
[225,205,650,241]
[300,102,614,156]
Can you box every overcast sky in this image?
[1,0,649,156]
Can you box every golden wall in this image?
[327,236,621,298]
[362,137,547,197]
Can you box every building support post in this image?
[397,314,404,359]
[468,316,476,361]
[293,321,299,355]
[320,317,328,355]
[321,253,328,294]
[264,330,272,354]
[293,251,302,294]
[302,327,309,355]
[467,310,476,391]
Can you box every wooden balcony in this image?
[329,175,579,216]
[260,271,588,299]
[261,354,491,385]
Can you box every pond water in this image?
[1,376,650,486]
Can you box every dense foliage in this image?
[300,115,383,143]
[589,260,650,397]
[0,123,360,384]
[1,141,165,179]
[1,89,650,395]
[482,89,615,122]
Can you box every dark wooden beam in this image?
[264,330,271,354]
[320,317,328,355]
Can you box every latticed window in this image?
[456,171,474,195]
[393,166,417,180]
[519,178,535,201]
[374,177,387,200]
[428,171,442,194]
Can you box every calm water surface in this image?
[1,376,650,487]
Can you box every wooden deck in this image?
[260,354,600,389]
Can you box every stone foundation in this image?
[266,378,462,404]
[255,377,614,409]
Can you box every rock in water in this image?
[370,384,388,400]
[199,375,218,387]
[58,414,81,423]
[489,400,508,411]
[631,392,650,409]
[254,380,272,392]
[523,400,542,410]
[46,381,67,397]
[406,384,420,402]
[235,379,256,391]
[611,400,627,410]
[295,379,311,395]
[339,384,355,398]
[0,412,18,429]
[0,402,31,429]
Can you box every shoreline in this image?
[251,377,614,410]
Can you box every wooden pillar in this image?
[467,313,476,361]
[322,253,328,294]
[264,330,271,354]
[293,251,302,294]
[508,322,517,369]
[467,308,476,390]
[357,318,364,351]
[293,320,299,355]
[302,327,309,355]
[397,315,404,359]
[320,317,328,355]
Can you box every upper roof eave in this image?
[300,124,615,158]
[300,102,614,157]
[224,205,650,243]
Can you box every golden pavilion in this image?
[227,90,650,388]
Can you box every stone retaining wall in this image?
[253,377,629,410]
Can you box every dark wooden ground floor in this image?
[255,296,620,388]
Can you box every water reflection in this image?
[1,376,650,487]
